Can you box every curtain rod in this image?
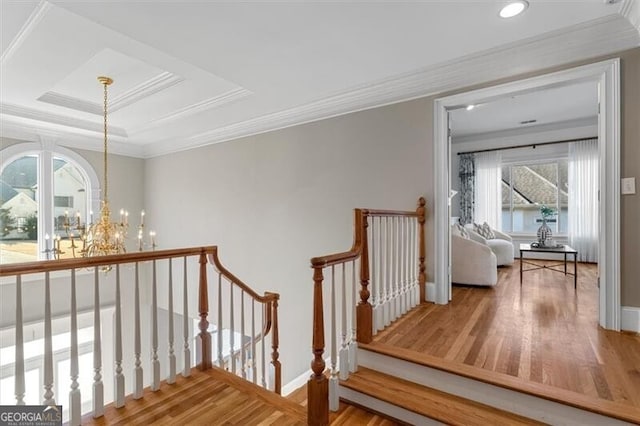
[456,136,597,156]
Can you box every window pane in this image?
[511,163,559,233]
[53,157,88,260]
[0,155,38,264]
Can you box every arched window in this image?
[0,142,99,264]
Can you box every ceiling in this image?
[1,1,639,158]
[450,80,599,140]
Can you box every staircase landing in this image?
[82,367,306,425]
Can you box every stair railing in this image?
[307,198,426,425]
[0,245,280,426]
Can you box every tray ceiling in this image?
[1,0,638,158]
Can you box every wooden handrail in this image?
[307,198,427,425]
[0,246,217,276]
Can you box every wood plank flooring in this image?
[372,261,640,418]
[287,382,403,425]
[81,367,306,425]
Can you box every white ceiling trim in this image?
[109,71,184,113]
[0,121,144,158]
[0,0,50,63]
[1,103,127,138]
[143,14,639,158]
[621,0,640,32]
[38,71,184,116]
[452,116,598,144]
[38,91,103,115]
[128,87,252,135]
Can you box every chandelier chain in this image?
[103,79,109,203]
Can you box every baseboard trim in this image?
[621,306,640,333]
[282,368,312,396]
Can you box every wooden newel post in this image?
[356,210,372,343]
[197,250,212,370]
[308,266,328,426]
[268,293,282,395]
[417,197,427,303]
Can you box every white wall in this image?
[144,98,434,384]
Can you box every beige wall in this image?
[145,47,639,383]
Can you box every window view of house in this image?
[0,154,88,264]
[501,160,568,234]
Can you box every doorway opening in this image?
[433,59,621,331]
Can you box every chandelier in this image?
[45,76,155,260]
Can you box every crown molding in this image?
[1,103,127,137]
[110,71,184,113]
[0,121,145,158]
[144,14,639,158]
[37,72,185,116]
[128,87,252,134]
[621,0,640,33]
[0,0,51,63]
[452,116,598,144]
[38,91,103,115]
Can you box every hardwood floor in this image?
[373,261,640,414]
[82,367,306,425]
[287,383,403,425]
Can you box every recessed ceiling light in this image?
[499,1,529,18]
[466,104,475,111]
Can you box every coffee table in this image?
[519,243,578,289]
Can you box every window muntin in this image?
[0,148,94,264]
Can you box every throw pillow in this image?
[455,223,469,239]
[473,222,495,239]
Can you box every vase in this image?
[537,218,552,247]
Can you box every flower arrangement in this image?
[539,204,557,220]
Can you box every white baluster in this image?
[43,272,55,406]
[230,282,235,375]
[251,300,257,384]
[383,216,391,327]
[413,218,419,307]
[114,265,124,407]
[394,217,401,320]
[329,266,338,411]
[168,259,176,384]
[217,273,223,368]
[261,303,266,388]
[151,260,160,391]
[370,216,378,333]
[339,264,349,380]
[241,291,246,379]
[183,257,191,377]
[69,270,80,424]
[401,217,407,315]
[133,263,143,399]
[92,267,103,417]
[375,216,383,332]
[15,275,25,405]
[348,260,358,373]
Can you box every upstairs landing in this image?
[365,261,640,423]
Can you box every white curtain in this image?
[474,151,502,229]
[568,138,598,262]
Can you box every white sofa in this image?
[464,224,514,266]
[451,226,498,286]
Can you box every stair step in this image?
[341,367,542,426]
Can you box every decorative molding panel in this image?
[129,87,252,134]
[38,91,103,115]
[1,103,127,137]
[0,0,51,63]
[38,72,184,115]
[145,14,639,158]
[109,71,184,112]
